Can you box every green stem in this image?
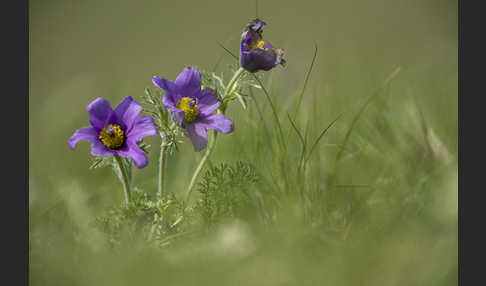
[225,67,246,108]
[255,0,259,18]
[184,131,218,203]
[226,67,245,94]
[158,140,168,199]
[184,67,245,203]
[115,156,131,204]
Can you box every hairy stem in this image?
[226,67,245,94]
[184,131,218,203]
[184,67,245,203]
[115,155,131,204]
[225,67,246,108]
[158,140,168,199]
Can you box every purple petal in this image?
[174,67,203,98]
[152,75,176,93]
[90,140,113,157]
[113,96,142,131]
[240,49,277,73]
[87,98,112,130]
[116,141,149,168]
[162,94,179,112]
[68,126,97,149]
[263,41,273,49]
[197,89,220,115]
[171,109,185,126]
[240,32,252,52]
[248,18,266,33]
[127,116,158,142]
[186,123,208,152]
[104,110,120,128]
[240,19,265,52]
[175,67,201,90]
[200,113,233,134]
[162,91,186,125]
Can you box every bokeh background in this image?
[30,0,457,285]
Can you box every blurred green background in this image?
[30,0,457,285]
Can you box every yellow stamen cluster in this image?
[176,97,199,123]
[248,40,265,50]
[99,124,125,149]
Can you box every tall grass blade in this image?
[217,42,238,60]
[249,87,272,144]
[335,66,401,165]
[291,43,318,121]
[304,113,342,165]
[287,113,307,168]
[327,66,402,190]
[252,74,286,151]
[284,43,317,151]
[212,37,233,72]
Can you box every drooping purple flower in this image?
[239,18,286,73]
[152,67,233,152]
[68,96,158,168]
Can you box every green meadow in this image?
[30,0,457,285]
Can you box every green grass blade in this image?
[284,43,317,148]
[212,38,233,72]
[252,74,286,151]
[304,113,342,165]
[249,87,271,140]
[287,113,305,148]
[291,43,318,121]
[287,113,307,168]
[334,66,401,165]
[217,42,238,60]
[327,66,401,190]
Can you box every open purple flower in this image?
[240,18,286,73]
[68,96,158,168]
[152,67,233,152]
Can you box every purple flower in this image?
[240,18,286,73]
[152,67,233,152]
[68,96,158,168]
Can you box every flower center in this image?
[99,124,125,149]
[176,97,199,123]
[248,40,265,50]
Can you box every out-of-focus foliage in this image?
[93,190,187,248]
[196,161,262,226]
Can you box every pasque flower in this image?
[240,18,286,73]
[68,96,158,168]
[152,67,233,152]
